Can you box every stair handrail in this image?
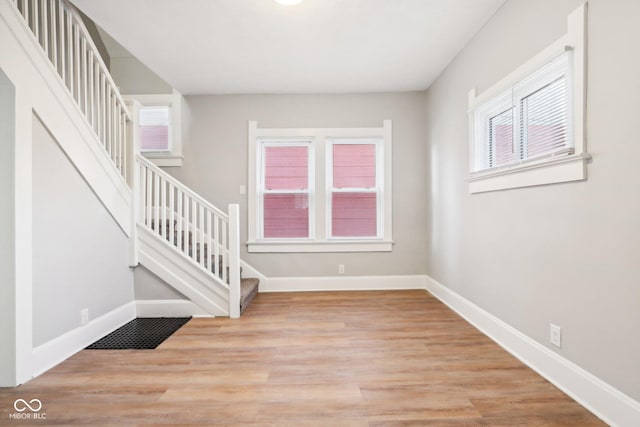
[137,154,228,220]
[8,0,243,317]
[10,0,131,179]
[136,154,241,318]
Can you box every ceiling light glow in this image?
[274,0,303,5]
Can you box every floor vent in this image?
[86,317,190,350]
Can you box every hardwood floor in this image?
[0,290,605,426]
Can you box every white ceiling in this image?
[72,0,505,95]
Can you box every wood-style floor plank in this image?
[0,290,605,426]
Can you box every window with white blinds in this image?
[139,106,171,152]
[126,92,184,166]
[467,4,587,193]
[473,52,572,172]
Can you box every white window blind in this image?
[519,76,569,159]
[474,52,572,172]
[140,106,170,151]
[489,107,515,168]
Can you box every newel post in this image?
[228,204,241,318]
[126,99,141,267]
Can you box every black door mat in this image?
[86,317,190,350]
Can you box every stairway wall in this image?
[134,265,188,301]
[32,115,135,347]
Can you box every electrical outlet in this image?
[550,323,561,347]
[80,308,89,326]
[239,185,246,195]
[338,264,345,274]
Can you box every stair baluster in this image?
[137,155,242,317]
[9,0,131,181]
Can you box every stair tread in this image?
[240,278,259,298]
[240,278,260,314]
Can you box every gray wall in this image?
[134,266,187,300]
[0,69,16,385]
[32,116,134,347]
[423,0,640,401]
[168,93,430,278]
[76,10,110,70]
[111,56,173,95]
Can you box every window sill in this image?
[247,240,394,253]
[468,152,590,193]
[142,153,183,167]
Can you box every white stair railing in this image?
[8,0,242,317]
[137,155,241,318]
[10,0,131,179]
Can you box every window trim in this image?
[247,120,393,253]
[467,3,588,193]
[125,90,183,167]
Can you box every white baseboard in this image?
[135,300,212,318]
[30,302,136,380]
[424,275,640,427]
[260,274,427,293]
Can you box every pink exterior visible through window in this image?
[140,125,169,150]
[331,144,377,238]
[263,145,309,238]
[332,193,377,237]
[139,106,170,151]
[263,194,309,238]
[265,146,308,190]
[490,109,516,167]
[333,144,376,188]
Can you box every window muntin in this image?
[259,142,312,239]
[489,107,515,168]
[329,141,381,238]
[473,52,572,173]
[139,106,171,152]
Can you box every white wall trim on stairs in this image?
[137,225,229,316]
[0,1,132,236]
[423,275,640,427]
[135,300,212,318]
[30,301,136,380]
[260,275,427,292]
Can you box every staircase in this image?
[148,218,259,312]
[6,0,260,318]
[137,155,259,316]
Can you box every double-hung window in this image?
[328,140,381,239]
[260,142,312,239]
[125,91,184,167]
[474,53,572,172]
[248,121,392,253]
[467,4,588,193]
[140,106,171,152]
